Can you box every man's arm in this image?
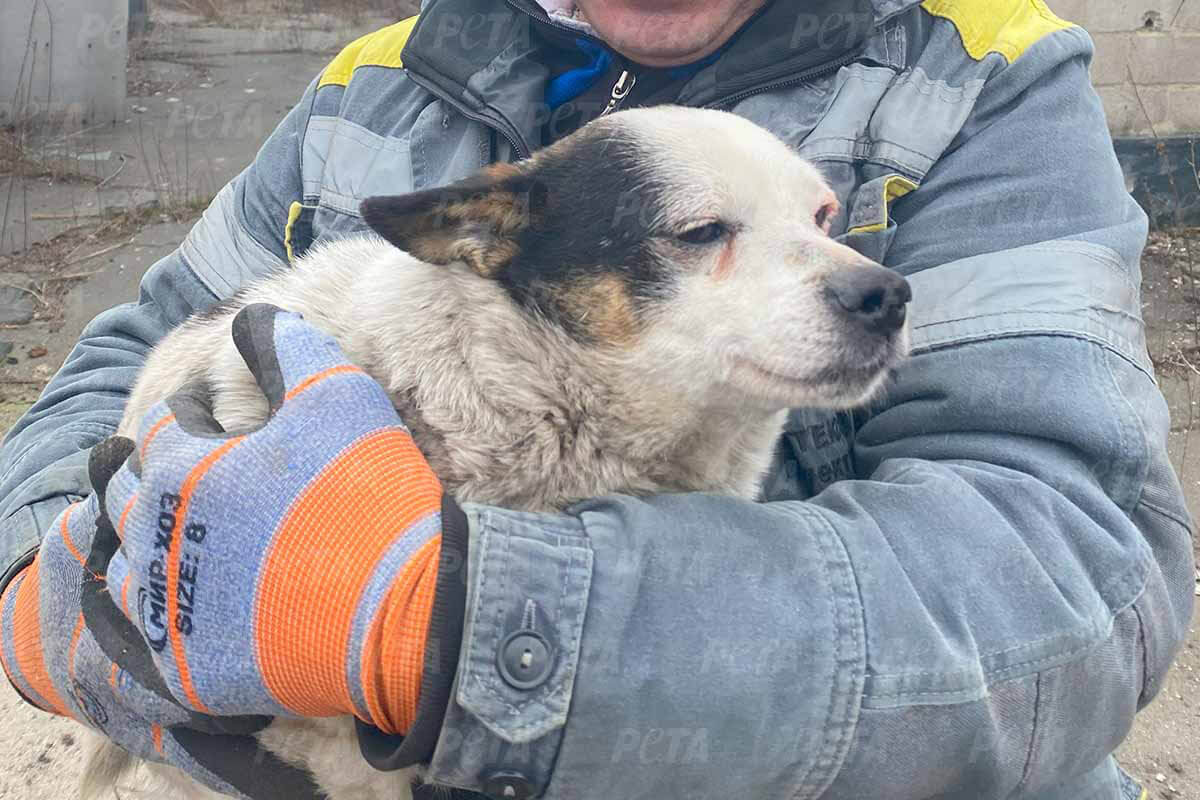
[421,25,1194,800]
[0,79,318,586]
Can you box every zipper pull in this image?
[599,70,637,117]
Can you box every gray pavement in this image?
[0,6,391,401]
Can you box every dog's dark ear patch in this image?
[361,165,546,277]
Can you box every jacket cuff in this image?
[357,493,470,770]
[0,495,75,600]
[424,505,593,799]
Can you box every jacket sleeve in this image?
[423,27,1195,800]
[0,78,320,588]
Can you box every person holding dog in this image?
[0,2,1190,799]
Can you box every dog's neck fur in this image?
[280,238,782,511]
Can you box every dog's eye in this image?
[677,221,727,245]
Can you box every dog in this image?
[80,105,911,800]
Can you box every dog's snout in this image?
[823,267,912,335]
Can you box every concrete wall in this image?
[0,0,129,128]
[1055,0,1200,136]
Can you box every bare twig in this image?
[0,2,44,255]
[1171,0,1190,27]
[97,154,130,189]
[42,121,109,147]
[1189,139,1200,194]
[64,238,133,267]
[45,269,103,280]
[1165,342,1200,376]
[1126,64,1161,141]
[0,281,47,306]
[31,212,103,220]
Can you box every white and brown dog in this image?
[83,106,910,800]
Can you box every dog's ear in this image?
[360,165,547,277]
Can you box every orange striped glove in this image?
[0,439,331,799]
[85,303,466,739]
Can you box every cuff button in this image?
[497,630,553,690]
[483,770,534,800]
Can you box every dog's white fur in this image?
[80,107,907,800]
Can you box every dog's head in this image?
[362,106,909,412]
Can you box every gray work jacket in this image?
[0,1,1191,797]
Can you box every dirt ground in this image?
[1112,228,1200,799]
[0,4,1197,799]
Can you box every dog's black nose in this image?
[824,267,912,335]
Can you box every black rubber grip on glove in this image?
[171,727,330,800]
[231,303,290,416]
[81,437,272,737]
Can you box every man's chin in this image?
[574,0,766,67]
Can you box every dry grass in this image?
[0,128,50,179]
[0,130,29,176]
[0,199,208,320]
[0,128,106,184]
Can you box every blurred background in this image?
[0,0,420,415]
[0,1,1197,797]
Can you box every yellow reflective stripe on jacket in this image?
[318,15,419,89]
[848,174,919,235]
[921,0,1073,62]
[284,201,305,262]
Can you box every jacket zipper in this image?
[502,0,609,48]
[704,47,860,109]
[410,2,864,158]
[404,70,532,160]
[496,0,864,111]
[598,70,637,117]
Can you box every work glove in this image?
[97,302,461,732]
[0,443,324,798]
[1,304,469,796]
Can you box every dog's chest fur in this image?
[90,105,905,800]
[102,236,783,800]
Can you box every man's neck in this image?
[550,1,771,68]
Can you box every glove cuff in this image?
[0,544,43,712]
[357,493,469,771]
[0,544,37,609]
